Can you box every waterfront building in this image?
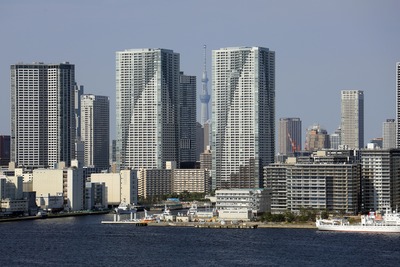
[32,165,84,211]
[172,169,210,194]
[264,151,361,214]
[383,119,396,149]
[91,170,137,206]
[116,48,180,171]
[85,182,107,210]
[212,46,275,190]
[360,147,400,211]
[137,169,172,199]
[278,118,302,155]
[215,188,271,220]
[305,124,330,152]
[341,90,364,149]
[81,94,110,169]
[0,136,10,167]
[179,72,197,165]
[0,175,23,200]
[329,127,341,149]
[11,62,75,168]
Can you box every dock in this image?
[101,211,147,226]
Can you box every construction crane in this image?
[287,132,298,154]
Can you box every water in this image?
[1,214,400,266]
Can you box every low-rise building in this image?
[91,170,137,206]
[264,151,361,214]
[172,169,210,194]
[138,169,172,199]
[216,188,271,221]
[85,182,107,210]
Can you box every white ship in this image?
[316,207,400,233]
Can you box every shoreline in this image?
[0,210,110,223]
[147,221,317,229]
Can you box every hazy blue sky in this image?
[1,0,399,146]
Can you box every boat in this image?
[140,209,156,223]
[316,207,400,233]
[187,202,198,216]
[116,199,137,214]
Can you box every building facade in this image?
[172,169,210,194]
[264,152,361,214]
[305,124,330,152]
[81,94,110,169]
[383,119,396,149]
[341,90,364,149]
[116,48,180,170]
[212,47,275,190]
[179,72,197,164]
[278,118,302,155]
[137,169,172,199]
[0,135,10,166]
[11,63,75,168]
[216,188,271,220]
[361,148,400,211]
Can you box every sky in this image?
[0,0,399,146]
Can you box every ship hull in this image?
[317,224,400,233]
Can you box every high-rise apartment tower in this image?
[340,90,364,149]
[116,48,180,170]
[81,94,110,169]
[212,47,275,190]
[11,62,75,168]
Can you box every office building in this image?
[81,94,110,169]
[341,90,364,149]
[179,72,197,164]
[278,118,302,155]
[305,124,330,152]
[330,127,341,149]
[11,63,75,168]
[91,170,137,206]
[116,48,180,170]
[212,47,275,190]
[0,135,10,166]
[383,119,396,149]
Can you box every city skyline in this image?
[0,1,399,144]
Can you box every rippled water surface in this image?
[1,214,400,266]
